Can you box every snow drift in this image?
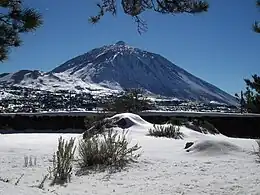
[110,113,152,129]
[185,140,242,155]
[88,113,257,156]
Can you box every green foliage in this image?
[200,120,219,134]
[0,0,42,61]
[103,88,154,113]
[238,75,260,113]
[83,117,116,139]
[89,0,209,33]
[253,0,260,33]
[84,113,109,130]
[184,120,201,132]
[183,119,219,134]
[50,136,76,185]
[168,117,187,126]
[148,124,183,139]
[235,91,246,113]
[78,128,141,172]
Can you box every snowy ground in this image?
[1,113,260,195]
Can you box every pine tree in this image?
[104,88,154,113]
[235,91,246,113]
[89,0,209,33]
[253,0,260,33]
[0,0,42,62]
[240,75,260,113]
[243,1,260,112]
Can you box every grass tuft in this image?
[148,124,183,139]
[78,128,141,174]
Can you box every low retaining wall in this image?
[0,112,259,138]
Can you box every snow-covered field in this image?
[1,113,260,195]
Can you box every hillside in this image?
[0,41,237,105]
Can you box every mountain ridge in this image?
[0,41,237,105]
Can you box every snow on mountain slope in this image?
[0,70,119,96]
[0,41,237,104]
[52,41,237,105]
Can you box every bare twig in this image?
[50,190,59,195]
[133,15,148,34]
[14,173,24,185]
[38,174,48,189]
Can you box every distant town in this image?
[0,86,239,113]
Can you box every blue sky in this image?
[1,0,260,95]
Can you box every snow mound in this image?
[179,126,219,139]
[110,113,152,129]
[83,113,153,138]
[108,113,223,138]
[185,139,242,155]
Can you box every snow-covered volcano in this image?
[0,41,237,104]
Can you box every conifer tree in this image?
[238,75,260,113]
[237,1,260,113]
[104,88,154,113]
[253,0,260,33]
[243,75,260,113]
[0,0,42,62]
[235,91,246,113]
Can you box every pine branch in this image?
[253,22,260,33]
[133,15,148,34]
[254,0,260,33]
[0,0,42,62]
[89,0,209,33]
